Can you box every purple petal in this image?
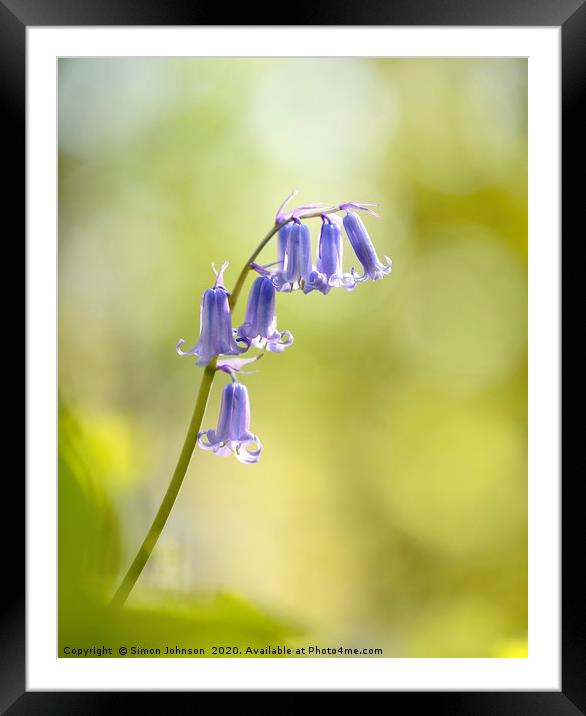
[266,330,294,353]
[234,435,263,464]
[176,338,198,356]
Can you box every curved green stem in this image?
[110,358,217,608]
[110,205,342,607]
[228,223,283,309]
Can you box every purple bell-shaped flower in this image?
[273,221,313,292]
[343,211,392,282]
[197,381,262,464]
[176,262,248,366]
[237,276,293,352]
[303,216,357,294]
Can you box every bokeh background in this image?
[58,58,527,657]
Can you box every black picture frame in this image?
[9,0,582,710]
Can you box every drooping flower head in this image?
[255,191,330,292]
[237,276,293,352]
[342,209,392,282]
[197,381,262,464]
[176,262,248,366]
[253,194,388,294]
[273,220,313,292]
[303,215,357,294]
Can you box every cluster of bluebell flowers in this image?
[177,193,392,464]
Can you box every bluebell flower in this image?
[237,276,293,352]
[176,262,248,366]
[303,216,357,294]
[197,381,262,464]
[273,220,313,292]
[250,219,313,292]
[343,211,392,282]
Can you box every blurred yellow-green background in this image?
[58,58,527,657]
